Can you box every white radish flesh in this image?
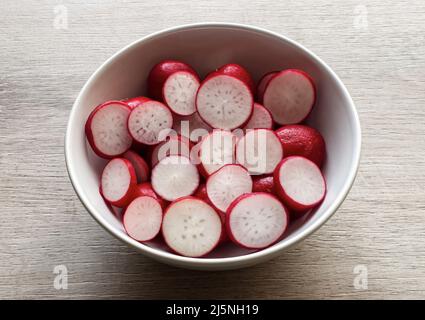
[243,103,274,130]
[173,112,212,143]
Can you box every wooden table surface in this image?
[1,0,425,299]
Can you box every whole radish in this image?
[252,175,275,194]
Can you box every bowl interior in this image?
[66,25,359,266]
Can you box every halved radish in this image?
[199,130,237,177]
[162,71,200,116]
[151,155,199,202]
[148,60,197,100]
[123,196,162,242]
[196,74,253,130]
[274,156,326,211]
[206,164,252,212]
[256,71,278,102]
[162,196,222,257]
[127,100,173,145]
[217,63,255,93]
[263,69,316,125]
[100,158,137,208]
[85,101,133,158]
[275,124,326,167]
[173,112,212,143]
[150,135,192,167]
[123,96,151,109]
[252,175,275,194]
[131,182,169,210]
[236,129,283,175]
[123,150,150,183]
[226,192,289,249]
[243,103,274,130]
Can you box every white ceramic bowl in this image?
[65,23,361,270]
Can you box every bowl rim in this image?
[65,22,361,267]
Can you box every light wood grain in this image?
[1,0,425,299]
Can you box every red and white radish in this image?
[206,164,252,212]
[173,112,212,143]
[199,130,237,176]
[162,197,222,257]
[123,196,162,242]
[123,96,151,109]
[243,103,274,130]
[151,155,199,202]
[196,74,253,130]
[150,134,192,167]
[256,71,278,102]
[148,60,197,100]
[275,124,326,167]
[131,182,169,210]
[236,129,283,175]
[226,192,289,249]
[162,71,200,116]
[100,158,137,208]
[252,175,275,194]
[274,156,326,211]
[85,101,132,158]
[217,63,255,93]
[263,69,316,125]
[127,100,173,145]
[123,150,150,183]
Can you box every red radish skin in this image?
[256,71,278,103]
[263,69,316,125]
[236,129,283,175]
[162,196,222,257]
[85,101,133,159]
[173,112,212,143]
[243,103,274,130]
[123,196,163,242]
[151,155,200,202]
[127,100,173,145]
[252,175,275,194]
[275,125,326,167]
[206,164,253,212]
[123,150,150,183]
[274,156,326,212]
[217,63,255,93]
[100,158,137,208]
[150,134,192,167]
[131,183,169,210]
[148,60,197,100]
[162,71,200,116]
[123,96,151,109]
[196,74,254,130]
[226,192,289,249]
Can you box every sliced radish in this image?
[236,129,283,175]
[217,63,255,93]
[252,175,275,194]
[85,101,132,158]
[199,130,237,176]
[162,197,222,257]
[162,71,200,116]
[127,100,173,145]
[131,182,169,210]
[206,164,252,212]
[256,71,278,102]
[150,134,192,167]
[173,112,212,143]
[274,156,326,211]
[196,74,253,130]
[123,196,162,242]
[263,69,316,125]
[243,103,274,130]
[100,158,136,208]
[123,96,151,109]
[151,155,199,202]
[123,150,150,183]
[226,192,289,249]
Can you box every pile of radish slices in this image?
[85,60,327,258]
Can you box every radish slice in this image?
[206,164,252,212]
[150,135,192,167]
[127,101,173,145]
[123,96,151,109]
[162,197,222,257]
[151,155,199,202]
[236,129,283,175]
[85,101,132,158]
[162,71,200,116]
[274,156,326,211]
[196,74,253,130]
[252,175,275,194]
[100,158,137,208]
[243,103,274,130]
[123,196,162,242]
[256,71,278,102]
[226,192,289,249]
[123,150,150,183]
[131,182,169,210]
[199,130,237,176]
[173,112,212,143]
[263,69,316,125]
